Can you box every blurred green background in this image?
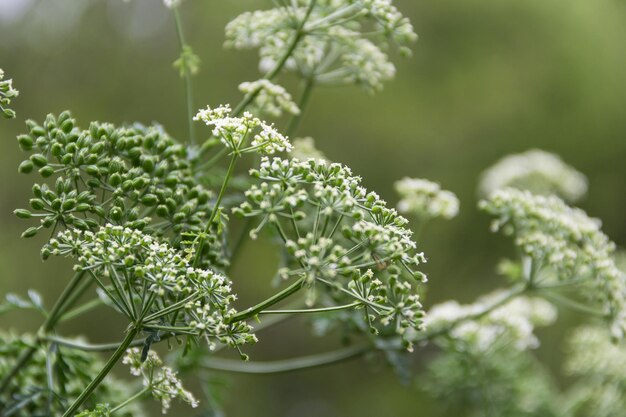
[1,0,626,415]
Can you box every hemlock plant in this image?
[1,1,626,416]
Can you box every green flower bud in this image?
[141,194,158,206]
[29,198,46,210]
[18,160,34,174]
[62,199,76,211]
[14,209,32,219]
[21,227,39,238]
[30,154,48,167]
[17,134,34,151]
[39,165,55,178]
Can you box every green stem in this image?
[542,291,607,317]
[231,0,317,117]
[261,301,361,315]
[60,297,103,322]
[0,271,87,395]
[192,153,238,268]
[285,76,315,136]
[110,386,150,414]
[173,7,196,146]
[62,325,141,417]
[229,278,305,323]
[202,344,367,374]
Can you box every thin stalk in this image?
[0,271,86,395]
[229,278,305,323]
[60,298,103,322]
[231,0,317,116]
[202,344,368,374]
[173,7,196,145]
[193,153,238,267]
[110,386,150,414]
[285,76,315,136]
[261,301,361,315]
[62,326,141,417]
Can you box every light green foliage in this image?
[0,332,141,417]
[0,68,19,119]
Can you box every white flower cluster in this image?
[224,0,416,92]
[239,79,300,117]
[425,292,557,352]
[235,157,427,346]
[123,348,198,414]
[47,224,256,350]
[194,104,292,155]
[564,326,626,416]
[479,149,588,202]
[394,177,459,220]
[1,68,19,119]
[480,188,626,339]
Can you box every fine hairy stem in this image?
[110,386,150,414]
[202,344,368,374]
[62,325,142,417]
[229,278,305,323]
[0,271,87,395]
[173,7,196,146]
[261,301,361,315]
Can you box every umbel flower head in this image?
[46,225,256,352]
[425,292,557,353]
[563,325,626,416]
[238,79,300,118]
[15,112,227,268]
[478,149,588,202]
[224,0,416,92]
[480,188,626,339]
[0,68,19,119]
[194,104,292,155]
[123,348,198,414]
[394,177,459,220]
[235,157,427,348]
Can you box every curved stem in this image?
[202,344,368,374]
[62,325,141,417]
[229,278,305,323]
[261,301,361,315]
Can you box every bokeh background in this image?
[1,0,625,415]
